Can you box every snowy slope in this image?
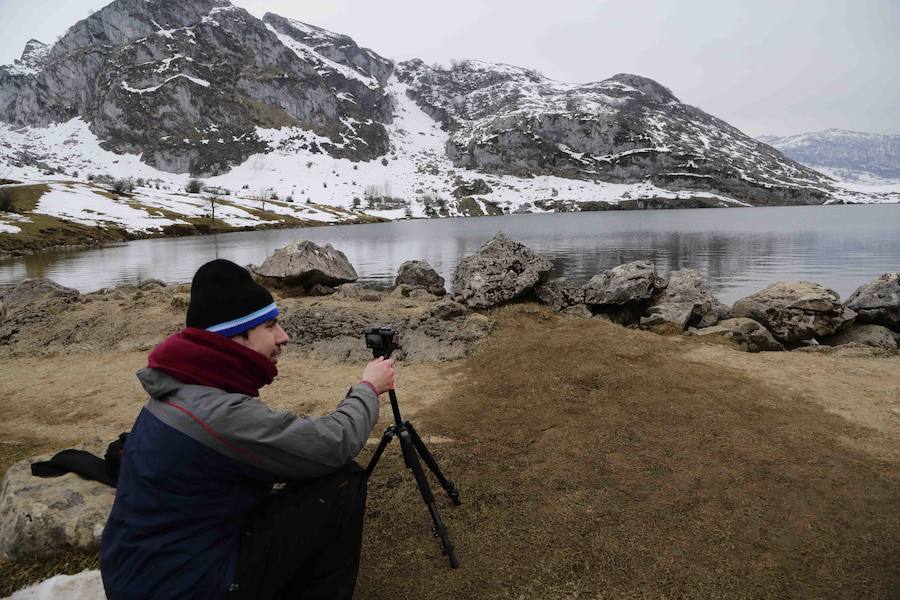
[760,129,900,181]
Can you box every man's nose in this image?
[276,324,290,344]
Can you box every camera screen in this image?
[366,333,383,347]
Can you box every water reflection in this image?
[1,205,898,305]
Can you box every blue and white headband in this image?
[206,302,280,337]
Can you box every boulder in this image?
[561,303,593,319]
[640,269,729,333]
[690,317,784,352]
[583,261,665,306]
[452,233,552,309]
[0,444,115,560]
[0,278,79,309]
[395,260,446,296]
[582,261,666,325]
[254,241,358,290]
[819,324,898,350]
[535,277,584,312]
[731,281,856,343]
[844,273,900,330]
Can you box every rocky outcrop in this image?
[844,273,900,330]
[0,443,114,560]
[582,261,665,325]
[690,318,784,353]
[731,281,856,343]
[535,277,584,312]
[819,324,898,350]
[254,240,358,290]
[395,260,446,296]
[0,0,394,175]
[0,278,81,345]
[279,296,492,362]
[396,60,835,206]
[451,233,552,309]
[640,269,729,333]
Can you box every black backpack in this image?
[31,432,129,488]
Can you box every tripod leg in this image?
[397,428,459,568]
[405,422,461,506]
[365,426,396,478]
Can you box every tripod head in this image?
[364,325,401,359]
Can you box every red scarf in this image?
[147,327,277,397]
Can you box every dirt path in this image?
[1,301,898,598]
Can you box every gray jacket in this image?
[137,367,380,479]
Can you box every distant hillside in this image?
[759,129,900,182]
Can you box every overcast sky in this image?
[0,0,897,137]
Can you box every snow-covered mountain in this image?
[0,0,897,242]
[759,129,900,182]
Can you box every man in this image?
[101,259,394,600]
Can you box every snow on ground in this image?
[2,569,103,600]
[0,76,896,238]
[35,183,186,230]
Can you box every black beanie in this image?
[186,259,278,337]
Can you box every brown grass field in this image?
[1,301,898,598]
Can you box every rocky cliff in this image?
[0,0,394,175]
[396,60,834,206]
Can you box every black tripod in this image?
[364,336,461,568]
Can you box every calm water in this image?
[1,205,899,305]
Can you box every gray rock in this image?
[583,261,665,306]
[690,317,784,352]
[0,278,80,308]
[731,281,856,343]
[279,297,489,362]
[255,240,358,290]
[582,261,665,326]
[452,233,552,309]
[0,442,115,560]
[395,260,446,296]
[640,269,728,333]
[0,299,5,324]
[535,277,584,311]
[819,324,898,350]
[844,273,900,330]
[561,303,593,319]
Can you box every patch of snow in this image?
[121,74,210,94]
[2,569,103,600]
[35,183,186,230]
[266,24,380,89]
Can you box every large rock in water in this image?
[395,260,446,296]
[452,233,552,309]
[640,269,729,333]
[844,273,900,330]
[254,241,358,290]
[690,317,784,352]
[0,445,114,560]
[731,281,856,343]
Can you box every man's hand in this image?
[361,357,395,395]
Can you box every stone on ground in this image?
[0,443,114,561]
[844,272,900,330]
[452,233,552,309]
[535,277,584,312]
[690,317,784,352]
[731,281,856,343]
[819,323,898,350]
[640,269,728,333]
[395,260,446,296]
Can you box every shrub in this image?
[0,188,15,212]
[185,179,204,194]
[111,178,135,195]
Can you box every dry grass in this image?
[0,303,898,598]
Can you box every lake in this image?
[1,204,898,305]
